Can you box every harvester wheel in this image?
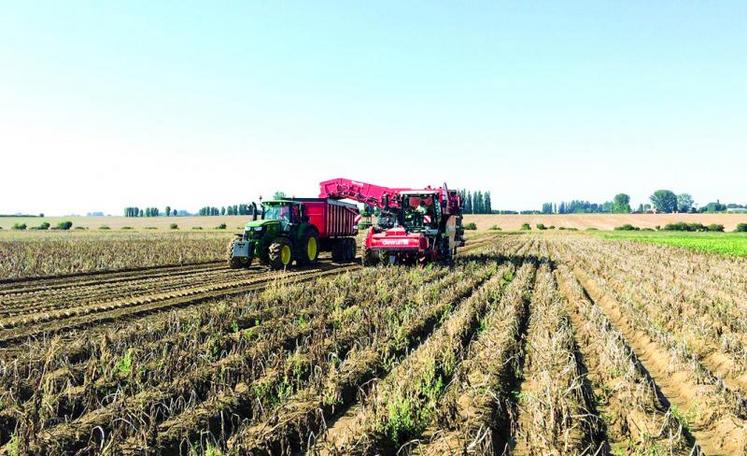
[268,238,293,270]
[362,247,379,266]
[297,231,320,266]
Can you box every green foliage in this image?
[520,223,531,231]
[56,221,73,230]
[121,226,133,230]
[489,225,502,230]
[662,222,724,232]
[6,434,18,456]
[536,223,547,230]
[216,223,227,230]
[597,231,747,257]
[614,224,640,231]
[463,222,477,230]
[384,396,417,444]
[650,190,678,213]
[36,222,51,230]
[11,223,27,230]
[169,223,178,229]
[612,193,631,213]
[116,350,134,376]
[736,223,747,232]
[677,193,694,213]
[192,226,203,230]
[273,191,287,200]
[99,225,110,230]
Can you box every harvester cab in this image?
[400,191,441,235]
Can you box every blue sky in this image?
[1,1,745,215]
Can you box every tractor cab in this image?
[261,200,302,227]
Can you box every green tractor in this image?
[227,198,357,269]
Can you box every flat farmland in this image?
[0,232,745,455]
[464,213,746,231]
[2,213,745,232]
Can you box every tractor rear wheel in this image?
[268,238,293,270]
[297,231,320,266]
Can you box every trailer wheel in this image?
[331,240,344,262]
[268,238,293,270]
[346,238,357,261]
[297,231,319,266]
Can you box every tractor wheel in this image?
[297,231,320,266]
[227,239,242,269]
[227,239,250,269]
[268,238,293,270]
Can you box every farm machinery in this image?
[228,178,464,269]
[228,198,358,269]
[319,178,465,265]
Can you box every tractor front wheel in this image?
[227,239,251,269]
[268,238,293,270]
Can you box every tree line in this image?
[198,204,256,216]
[539,191,744,214]
[124,207,166,217]
[459,190,492,214]
[124,204,256,217]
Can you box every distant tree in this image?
[465,191,473,214]
[612,193,631,213]
[273,191,287,200]
[39,213,44,217]
[676,194,694,213]
[541,202,553,214]
[165,206,171,217]
[650,190,678,213]
[484,191,492,213]
[139,209,144,217]
[221,206,226,216]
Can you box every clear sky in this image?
[1,1,745,215]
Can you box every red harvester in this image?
[319,178,465,265]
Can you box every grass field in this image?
[598,230,747,257]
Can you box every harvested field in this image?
[0,232,744,455]
[0,232,232,280]
[464,213,746,231]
